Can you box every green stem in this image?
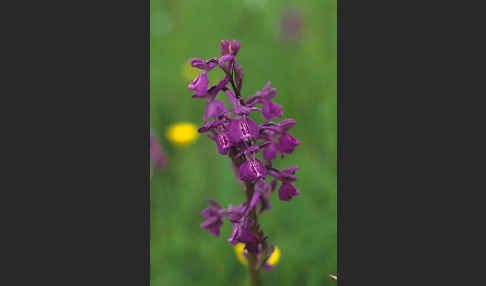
[229,151,262,286]
[248,250,261,286]
[246,182,261,286]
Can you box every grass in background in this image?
[151,0,336,285]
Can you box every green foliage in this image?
[151,0,336,285]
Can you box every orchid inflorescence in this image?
[187,40,300,272]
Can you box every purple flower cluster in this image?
[188,40,300,269]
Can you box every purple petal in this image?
[208,224,222,236]
[227,117,259,144]
[267,169,280,178]
[215,133,232,155]
[201,217,223,236]
[218,54,234,65]
[224,88,238,110]
[205,198,222,209]
[259,82,277,100]
[278,119,296,132]
[206,58,219,70]
[227,204,246,223]
[187,57,205,66]
[281,166,299,176]
[246,118,259,139]
[204,99,227,121]
[263,142,279,162]
[201,208,214,218]
[200,199,225,236]
[254,179,272,211]
[220,40,230,55]
[226,119,241,144]
[207,75,230,101]
[278,133,299,154]
[230,40,241,55]
[247,189,262,214]
[278,182,299,201]
[239,159,266,181]
[263,263,273,271]
[234,62,244,88]
[262,100,283,121]
[228,218,256,245]
[198,119,220,133]
[188,58,218,71]
[188,72,209,98]
[188,58,208,70]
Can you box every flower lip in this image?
[227,117,259,144]
[278,182,299,201]
[278,133,299,154]
[188,72,209,98]
[239,158,266,182]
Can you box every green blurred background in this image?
[150,0,336,285]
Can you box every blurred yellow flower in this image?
[234,243,248,266]
[182,61,200,82]
[267,246,281,266]
[234,243,281,267]
[166,122,199,146]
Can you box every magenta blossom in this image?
[201,199,226,236]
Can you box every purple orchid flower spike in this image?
[191,41,300,277]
